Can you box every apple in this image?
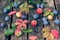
[31,20,37,27]
[15,29,22,36]
[36,8,43,14]
[47,15,53,20]
[5,16,10,22]
[42,17,47,21]
[33,14,39,19]
[54,19,60,25]
[43,21,49,26]
[16,12,22,17]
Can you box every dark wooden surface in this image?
[0,0,60,40]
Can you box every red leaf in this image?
[16,19,23,22]
[8,11,16,16]
[51,30,59,39]
[23,20,29,23]
[15,22,20,25]
[22,23,26,27]
[17,24,22,30]
[29,36,38,40]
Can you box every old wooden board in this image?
[27,0,44,40]
[0,0,11,40]
[0,0,60,40]
[45,0,60,39]
[11,0,27,40]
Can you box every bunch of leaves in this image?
[44,11,54,16]
[19,2,33,13]
[4,28,14,36]
[15,19,29,30]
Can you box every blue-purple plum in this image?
[5,16,10,22]
[53,10,58,15]
[42,17,47,21]
[54,19,60,25]
[40,4,44,8]
[3,8,8,14]
[33,14,39,19]
[43,21,49,26]
[14,2,19,8]
[0,22,7,28]
[37,4,40,8]
[21,15,27,19]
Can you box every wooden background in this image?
[0,0,60,40]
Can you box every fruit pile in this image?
[0,0,59,40]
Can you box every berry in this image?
[43,21,49,26]
[42,17,47,21]
[53,10,58,15]
[0,22,7,28]
[33,14,39,19]
[36,8,43,14]
[54,19,60,25]
[21,15,27,19]
[5,16,10,22]
[31,20,37,27]
[37,4,40,8]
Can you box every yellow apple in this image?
[16,12,22,17]
[47,15,53,20]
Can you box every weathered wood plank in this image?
[11,0,27,40]
[0,0,11,40]
[27,0,44,40]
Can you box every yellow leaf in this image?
[47,33,54,40]
[25,8,29,14]
[27,5,33,8]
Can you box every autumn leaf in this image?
[27,5,33,8]
[19,2,33,13]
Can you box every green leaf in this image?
[23,29,33,33]
[4,28,14,36]
[50,12,54,16]
[12,23,17,30]
[44,11,50,16]
[11,3,14,7]
[17,1,20,5]
[6,6,11,10]
[28,5,33,8]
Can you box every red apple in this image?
[36,8,43,14]
[31,20,37,27]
